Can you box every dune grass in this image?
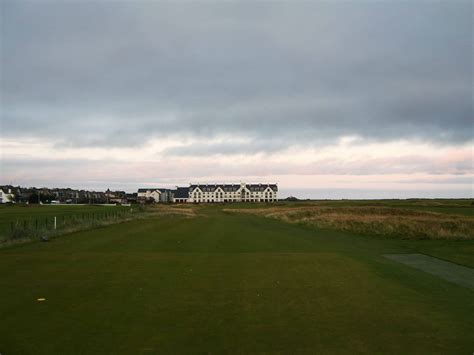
[225,204,474,240]
[225,199,474,216]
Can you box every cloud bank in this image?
[1,1,472,196]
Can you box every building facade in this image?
[173,187,191,203]
[189,183,277,203]
[137,188,174,203]
[138,183,277,204]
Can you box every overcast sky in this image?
[1,0,472,198]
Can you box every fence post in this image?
[54,216,57,230]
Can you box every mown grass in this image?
[0,208,473,354]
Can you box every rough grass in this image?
[148,204,199,218]
[225,206,474,240]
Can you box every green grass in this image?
[0,205,473,354]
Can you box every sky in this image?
[0,0,472,198]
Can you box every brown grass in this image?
[224,206,474,240]
[147,204,198,218]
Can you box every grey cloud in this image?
[1,1,472,151]
[163,140,289,157]
[3,151,472,182]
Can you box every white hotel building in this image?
[137,183,278,203]
[189,183,278,203]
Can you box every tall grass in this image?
[225,206,474,240]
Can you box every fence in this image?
[5,209,137,242]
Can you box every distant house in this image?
[0,188,15,204]
[125,193,138,204]
[105,189,127,204]
[137,188,174,203]
[172,187,190,203]
[137,188,161,203]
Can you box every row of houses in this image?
[138,183,278,203]
[0,186,138,204]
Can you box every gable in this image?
[191,187,202,193]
